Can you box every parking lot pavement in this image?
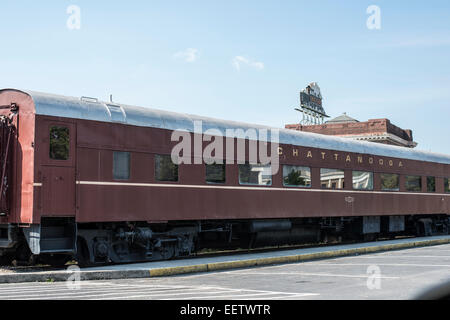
[1,244,450,300]
[0,282,319,300]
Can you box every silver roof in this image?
[8,89,450,165]
[326,113,359,124]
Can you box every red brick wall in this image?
[285,118,413,143]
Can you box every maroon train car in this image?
[0,89,449,265]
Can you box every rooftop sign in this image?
[296,82,330,125]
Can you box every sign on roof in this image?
[296,82,329,125]
[300,82,326,115]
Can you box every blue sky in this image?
[1,1,449,154]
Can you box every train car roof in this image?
[5,89,450,165]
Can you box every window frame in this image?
[352,171,374,191]
[112,151,131,181]
[380,173,400,192]
[49,125,70,161]
[426,176,436,193]
[205,162,226,185]
[238,163,273,186]
[154,154,179,182]
[405,175,422,192]
[282,165,312,188]
[320,168,345,190]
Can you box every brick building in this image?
[286,113,418,148]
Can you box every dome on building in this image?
[326,113,359,124]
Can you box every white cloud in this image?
[173,48,199,63]
[232,56,264,71]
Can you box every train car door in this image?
[41,122,76,216]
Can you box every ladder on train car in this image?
[0,114,15,216]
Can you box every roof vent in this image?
[80,96,99,103]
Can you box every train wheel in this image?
[160,244,176,260]
[13,243,34,266]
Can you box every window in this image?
[155,155,178,182]
[113,152,130,180]
[320,168,345,189]
[206,163,226,184]
[445,178,450,193]
[381,173,399,191]
[353,171,374,190]
[239,163,272,186]
[283,166,311,188]
[405,175,422,192]
[49,126,69,160]
[427,177,436,193]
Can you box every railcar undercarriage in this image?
[0,214,449,266]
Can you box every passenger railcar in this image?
[0,89,449,265]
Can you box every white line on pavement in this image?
[225,272,400,279]
[1,287,207,300]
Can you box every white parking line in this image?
[3,286,204,300]
[396,248,450,253]
[171,292,277,300]
[245,294,321,300]
[0,284,157,294]
[92,286,312,300]
[225,272,399,279]
[312,263,450,267]
[10,284,313,301]
[266,294,321,300]
[88,288,249,301]
[109,290,238,300]
[0,282,189,291]
[348,255,450,259]
[174,292,318,300]
[0,283,70,290]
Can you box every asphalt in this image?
[1,243,450,300]
[0,235,449,284]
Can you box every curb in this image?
[1,237,449,284]
[150,238,450,276]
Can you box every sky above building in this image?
[1,0,449,154]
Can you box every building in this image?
[287,82,417,148]
[286,113,418,148]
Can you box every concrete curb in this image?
[1,237,449,284]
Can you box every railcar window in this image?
[352,171,374,190]
[445,178,450,193]
[155,155,179,182]
[49,126,70,160]
[239,163,272,186]
[283,166,311,187]
[427,177,436,192]
[320,169,345,189]
[320,168,345,189]
[113,152,130,180]
[380,173,400,191]
[405,175,422,192]
[206,163,226,184]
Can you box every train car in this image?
[0,89,449,266]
